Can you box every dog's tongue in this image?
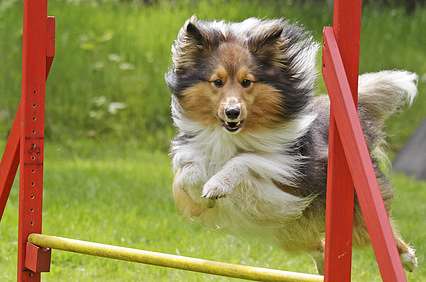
[227,122,238,128]
[224,121,241,132]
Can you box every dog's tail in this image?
[358,70,418,126]
[357,70,418,164]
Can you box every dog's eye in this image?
[241,79,252,88]
[212,79,224,88]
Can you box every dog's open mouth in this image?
[223,120,244,132]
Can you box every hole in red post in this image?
[31,169,36,174]
[32,104,37,108]
[30,221,34,226]
[30,194,35,200]
[32,130,37,135]
[31,182,35,187]
[30,208,34,213]
[31,156,36,161]
[32,116,37,121]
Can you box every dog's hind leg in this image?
[392,223,418,272]
[353,208,418,272]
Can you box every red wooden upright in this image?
[18,1,48,281]
[0,1,54,281]
[323,1,361,281]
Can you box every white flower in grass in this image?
[119,62,135,71]
[108,53,121,62]
[92,96,107,107]
[108,102,127,114]
[93,61,104,70]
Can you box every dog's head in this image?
[166,17,318,134]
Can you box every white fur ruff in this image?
[172,100,317,239]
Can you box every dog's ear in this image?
[247,20,286,68]
[248,24,284,52]
[185,17,205,45]
[171,16,220,72]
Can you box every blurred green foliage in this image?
[0,0,425,151]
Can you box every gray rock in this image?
[394,119,426,180]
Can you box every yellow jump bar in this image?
[28,234,323,282]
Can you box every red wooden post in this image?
[323,1,361,281]
[0,1,54,280]
[17,1,48,281]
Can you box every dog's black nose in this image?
[225,107,240,120]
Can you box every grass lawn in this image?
[1,0,425,281]
[0,141,425,281]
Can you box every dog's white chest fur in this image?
[171,113,317,237]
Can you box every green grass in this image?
[0,141,425,281]
[0,0,425,151]
[1,1,426,281]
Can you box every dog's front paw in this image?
[201,177,232,199]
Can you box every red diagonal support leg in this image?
[0,107,21,220]
[46,16,55,79]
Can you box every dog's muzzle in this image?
[222,105,243,133]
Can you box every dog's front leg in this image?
[174,164,205,191]
[201,158,249,199]
[173,164,211,217]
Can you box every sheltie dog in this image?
[165,16,418,273]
